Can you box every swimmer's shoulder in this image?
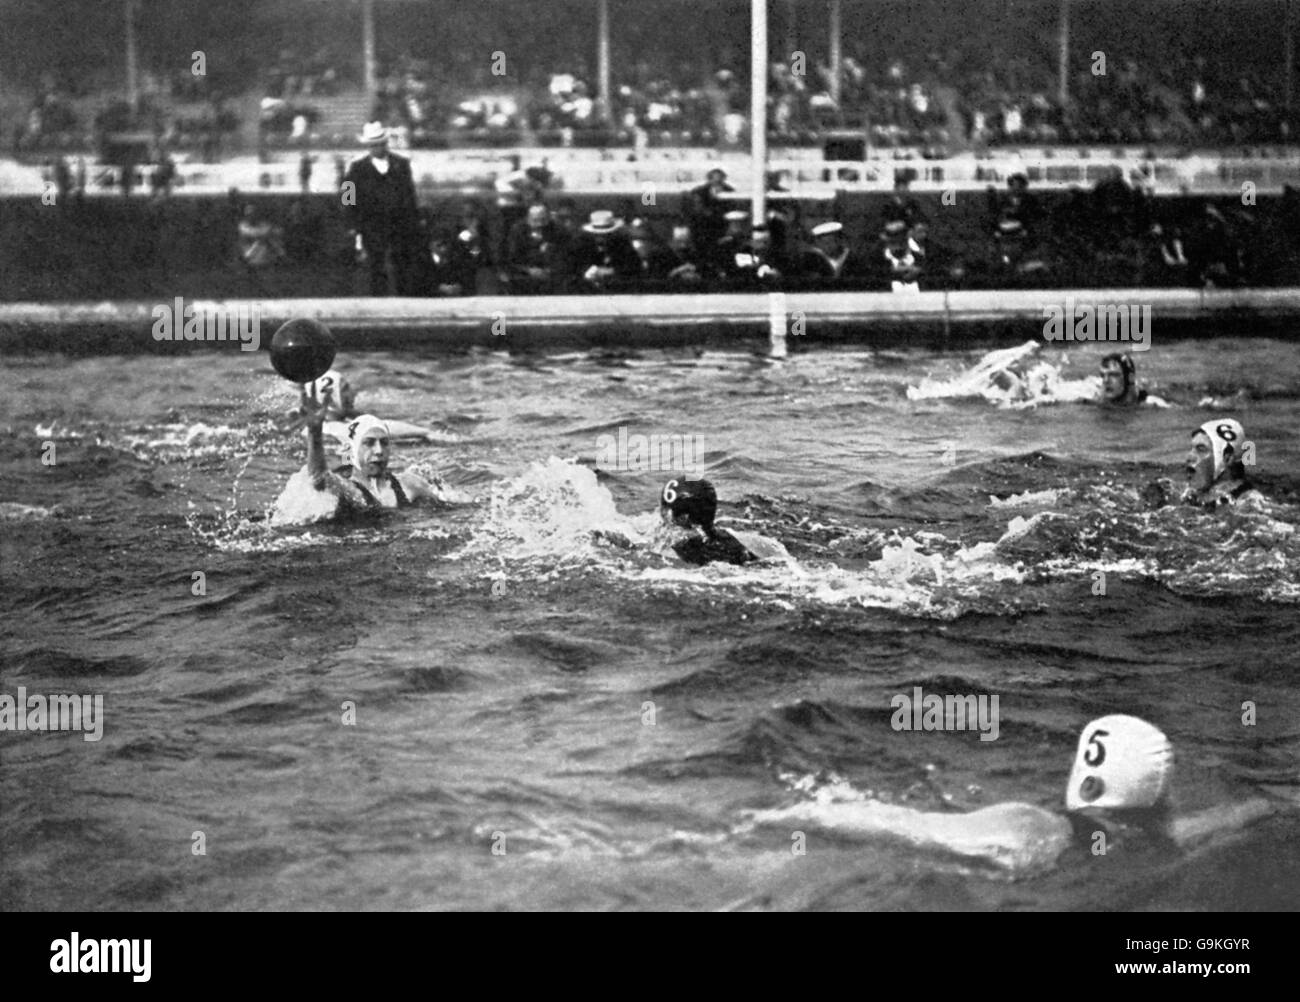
[673,529,757,566]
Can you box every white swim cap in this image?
[1065,715,1172,811]
[347,414,390,469]
[1195,419,1246,480]
[303,370,346,417]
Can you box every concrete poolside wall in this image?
[2,288,1297,355]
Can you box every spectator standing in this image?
[342,122,422,295]
[686,167,734,272]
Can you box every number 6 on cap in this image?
[662,480,679,505]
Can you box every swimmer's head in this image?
[305,370,356,418]
[347,414,391,478]
[1099,353,1137,403]
[660,479,717,535]
[1186,419,1247,492]
[1066,715,1173,812]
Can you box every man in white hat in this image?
[342,122,421,295]
[807,221,867,284]
[573,210,641,289]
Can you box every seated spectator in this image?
[724,224,784,287]
[714,209,752,278]
[238,203,285,270]
[572,211,642,290]
[907,220,962,289]
[999,173,1043,231]
[441,201,492,296]
[881,174,923,229]
[626,218,684,283]
[876,220,924,292]
[990,217,1048,282]
[504,203,570,294]
[806,221,871,284]
[663,224,705,286]
[1138,222,1190,286]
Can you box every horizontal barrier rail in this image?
[7,147,1300,197]
[2,288,1297,354]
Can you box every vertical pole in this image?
[362,0,377,115]
[829,0,842,108]
[752,0,768,226]
[1285,0,1295,113]
[598,0,612,124]
[1057,0,1070,107]
[125,0,139,110]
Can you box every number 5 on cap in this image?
[662,480,678,505]
[1084,729,1109,767]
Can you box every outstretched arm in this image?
[1169,797,1276,850]
[285,388,335,488]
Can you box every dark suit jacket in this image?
[342,153,419,242]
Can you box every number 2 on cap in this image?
[1084,728,1109,767]
[662,480,678,505]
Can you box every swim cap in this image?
[1194,419,1246,480]
[661,479,717,532]
[1065,715,1172,811]
[305,370,343,411]
[347,414,390,469]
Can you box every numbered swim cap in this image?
[1195,419,1246,479]
[1065,715,1172,811]
[305,369,342,405]
[661,479,717,532]
[347,414,390,468]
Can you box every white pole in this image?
[598,0,612,124]
[1286,0,1295,113]
[362,0,377,114]
[1057,0,1070,107]
[829,0,842,109]
[125,0,139,109]
[752,0,768,227]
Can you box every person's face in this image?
[1185,432,1216,491]
[1100,362,1127,402]
[357,429,390,478]
[727,218,747,237]
[751,230,770,251]
[367,141,389,160]
[337,378,357,415]
[555,206,574,230]
[816,234,841,255]
[670,227,691,252]
[527,205,549,230]
[911,224,928,243]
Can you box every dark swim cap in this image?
[661,479,717,532]
[1101,352,1135,391]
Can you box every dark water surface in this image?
[2,339,1299,911]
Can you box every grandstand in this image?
[2,0,1295,155]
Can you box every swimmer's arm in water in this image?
[394,470,443,503]
[748,799,1072,871]
[1169,797,1276,850]
[384,418,441,441]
